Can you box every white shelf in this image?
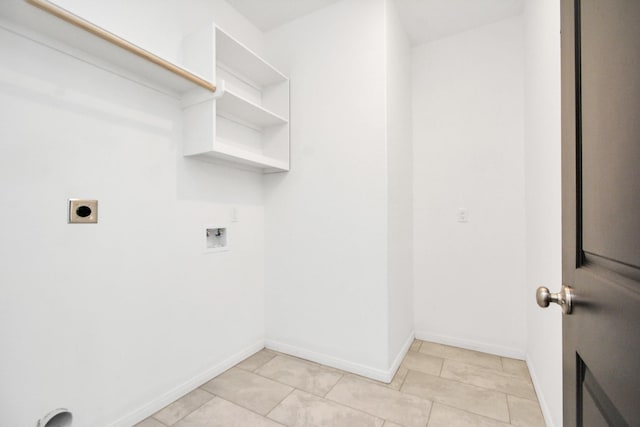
[182,23,290,173]
[216,26,287,87]
[209,140,289,172]
[0,0,215,96]
[216,85,288,129]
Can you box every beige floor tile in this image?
[201,367,293,415]
[135,418,167,427]
[501,358,531,379]
[325,375,432,427]
[268,389,384,427]
[409,340,422,352]
[383,422,404,427]
[236,349,277,372]
[400,351,443,376]
[427,403,511,427]
[419,342,503,371]
[441,360,537,401]
[256,355,343,396]
[152,388,214,426]
[508,395,546,427]
[402,370,509,422]
[175,397,284,427]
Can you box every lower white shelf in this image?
[217,88,288,129]
[187,140,289,172]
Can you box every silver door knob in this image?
[536,285,574,314]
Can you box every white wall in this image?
[385,0,414,366]
[412,16,527,358]
[263,0,391,377]
[0,1,267,426]
[523,0,563,425]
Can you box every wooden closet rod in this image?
[26,0,216,92]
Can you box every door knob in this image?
[536,285,574,314]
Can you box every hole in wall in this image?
[38,409,72,427]
[75,205,92,217]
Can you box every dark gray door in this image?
[561,0,640,425]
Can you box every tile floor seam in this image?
[436,402,513,426]
[233,348,279,372]
[445,359,533,381]
[257,353,278,369]
[467,360,527,379]
[201,367,296,416]
[249,363,340,398]
[504,392,512,424]
[271,388,391,427]
[442,377,537,403]
[149,387,214,426]
[509,394,539,403]
[288,385,390,425]
[153,388,216,426]
[213,395,288,426]
[439,359,538,401]
[150,407,170,425]
[402,367,497,393]
[424,397,434,427]
[400,372,512,424]
[323,395,399,426]
[397,368,409,390]
[325,374,434,425]
[265,387,297,419]
[322,372,345,398]
[324,384,397,423]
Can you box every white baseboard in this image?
[109,340,265,427]
[265,339,395,383]
[388,331,415,380]
[526,356,555,427]
[414,331,526,360]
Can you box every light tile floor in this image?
[137,340,546,427]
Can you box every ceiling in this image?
[227,0,524,45]
[226,0,341,32]
[396,0,524,45]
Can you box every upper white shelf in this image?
[216,26,288,88]
[0,0,215,95]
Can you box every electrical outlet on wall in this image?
[457,208,469,223]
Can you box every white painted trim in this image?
[265,339,393,383]
[414,331,526,360]
[526,355,556,427]
[108,340,265,427]
[388,331,415,380]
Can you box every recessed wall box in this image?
[68,199,98,223]
[205,227,228,253]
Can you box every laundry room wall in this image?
[0,1,268,425]
[412,15,527,358]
